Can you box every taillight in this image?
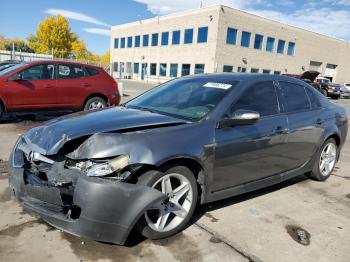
[112,81,119,94]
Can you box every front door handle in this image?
[81,83,90,87]
[44,84,54,88]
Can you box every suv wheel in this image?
[83,97,107,110]
[308,138,338,181]
[136,166,198,240]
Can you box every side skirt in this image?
[204,160,313,204]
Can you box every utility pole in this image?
[12,42,15,60]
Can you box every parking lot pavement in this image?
[0,81,349,262]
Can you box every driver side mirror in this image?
[8,73,22,81]
[218,109,260,129]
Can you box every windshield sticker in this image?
[203,82,232,89]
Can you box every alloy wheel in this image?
[319,142,337,177]
[88,101,105,110]
[145,173,193,232]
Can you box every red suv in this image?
[0,60,120,116]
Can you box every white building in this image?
[110,5,350,84]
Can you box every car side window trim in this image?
[222,80,282,120]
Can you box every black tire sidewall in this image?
[83,97,107,110]
[136,166,198,240]
[310,138,338,181]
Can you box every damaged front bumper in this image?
[8,138,166,245]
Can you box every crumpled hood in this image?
[23,107,187,155]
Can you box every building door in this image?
[141,63,147,80]
[119,62,124,79]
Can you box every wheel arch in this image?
[0,98,6,112]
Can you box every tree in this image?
[100,50,110,64]
[70,40,90,60]
[0,35,34,52]
[28,15,77,58]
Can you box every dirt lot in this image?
[0,81,349,262]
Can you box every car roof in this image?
[25,60,101,69]
[181,73,304,84]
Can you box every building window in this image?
[161,32,169,46]
[170,64,178,77]
[287,42,295,56]
[274,71,281,75]
[135,36,140,47]
[251,68,259,73]
[172,30,180,45]
[226,27,237,45]
[159,63,167,76]
[262,69,271,74]
[121,37,125,48]
[143,34,149,47]
[114,38,119,48]
[184,29,193,44]
[150,63,157,75]
[241,31,251,48]
[238,67,247,73]
[277,40,285,54]
[223,65,233,72]
[127,36,133,48]
[266,37,275,52]
[197,27,208,43]
[152,33,158,46]
[134,63,139,74]
[254,34,263,50]
[194,64,205,74]
[181,64,191,76]
[113,62,118,72]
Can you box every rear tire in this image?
[308,138,338,181]
[83,97,107,110]
[136,166,198,240]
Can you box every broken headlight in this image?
[67,155,129,179]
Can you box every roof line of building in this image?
[111,4,349,44]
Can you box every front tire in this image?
[136,166,198,240]
[308,138,338,181]
[83,97,107,110]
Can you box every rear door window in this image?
[85,67,99,76]
[58,64,86,79]
[278,81,311,113]
[305,86,322,109]
[231,81,279,117]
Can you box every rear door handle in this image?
[316,118,324,125]
[274,126,289,135]
[81,83,90,87]
[44,84,54,88]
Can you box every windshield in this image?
[126,77,238,121]
[0,63,26,77]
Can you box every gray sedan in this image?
[9,74,348,244]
